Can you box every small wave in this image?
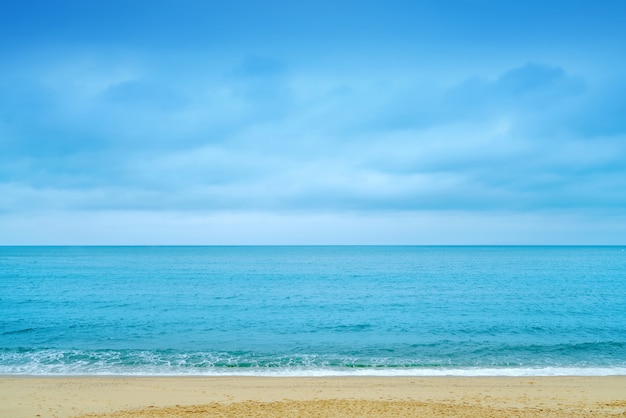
[1,328,35,336]
[1,348,626,377]
[320,324,373,332]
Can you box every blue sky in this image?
[1,0,626,244]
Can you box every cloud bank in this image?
[1,1,625,243]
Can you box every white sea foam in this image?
[2,348,625,377]
[2,364,625,377]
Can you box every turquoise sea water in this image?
[1,246,625,376]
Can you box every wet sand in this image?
[1,376,625,417]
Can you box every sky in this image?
[1,0,626,244]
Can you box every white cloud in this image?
[2,53,626,243]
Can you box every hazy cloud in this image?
[1,1,625,243]
[1,59,625,215]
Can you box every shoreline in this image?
[1,375,625,417]
[4,363,626,377]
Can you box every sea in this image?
[1,246,625,377]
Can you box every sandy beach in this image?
[1,376,625,417]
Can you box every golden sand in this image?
[1,376,625,418]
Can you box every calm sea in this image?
[1,246,625,376]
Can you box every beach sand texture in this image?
[2,376,626,417]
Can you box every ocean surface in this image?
[1,246,625,376]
